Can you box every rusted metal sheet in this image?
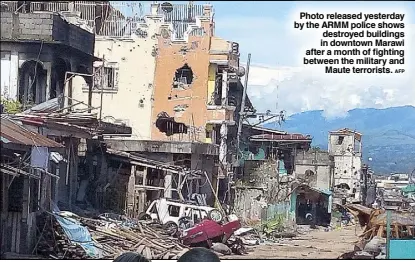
[0,116,63,148]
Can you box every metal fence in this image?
[262,202,293,223]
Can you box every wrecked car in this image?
[178,214,241,247]
[138,198,223,235]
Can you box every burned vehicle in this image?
[138,198,223,235]
[178,214,241,247]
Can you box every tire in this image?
[137,212,151,221]
[208,209,223,223]
[163,221,179,236]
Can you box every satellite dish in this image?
[161,2,173,13]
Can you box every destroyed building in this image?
[20,2,252,216]
[0,1,132,215]
[329,128,363,203]
[0,116,64,255]
[82,2,250,214]
[67,1,166,140]
[232,125,313,223]
[295,148,335,190]
[0,1,96,109]
[149,2,252,207]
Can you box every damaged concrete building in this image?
[149,2,251,207]
[295,148,335,191]
[0,116,64,255]
[18,1,251,216]
[0,1,96,109]
[329,128,363,203]
[0,1,133,215]
[67,1,166,140]
[232,125,313,223]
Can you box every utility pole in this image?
[236,53,251,162]
[362,164,368,206]
[99,55,105,121]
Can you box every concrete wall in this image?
[1,12,94,55]
[296,164,332,189]
[295,150,334,190]
[329,132,363,199]
[329,133,356,156]
[151,34,212,142]
[234,160,293,222]
[150,8,214,142]
[71,16,163,140]
[0,51,13,99]
[1,11,94,104]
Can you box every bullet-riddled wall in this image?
[71,15,163,140]
[151,7,214,142]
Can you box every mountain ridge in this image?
[264,105,415,175]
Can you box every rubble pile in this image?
[35,213,90,259]
[233,227,262,246]
[35,212,188,260]
[79,217,189,259]
[337,204,415,259]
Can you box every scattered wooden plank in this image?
[377,226,384,238]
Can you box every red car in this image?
[178,218,241,246]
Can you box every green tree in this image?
[0,96,22,114]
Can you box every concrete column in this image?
[44,62,52,101]
[143,167,148,186]
[164,172,172,198]
[127,165,136,217]
[219,123,228,171]
[9,51,19,100]
[221,71,228,105]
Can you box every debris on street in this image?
[34,211,189,260]
[336,204,415,259]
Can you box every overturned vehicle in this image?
[138,198,241,246]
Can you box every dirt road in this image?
[224,225,361,259]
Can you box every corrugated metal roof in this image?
[22,96,62,114]
[0,116,64,148]
[106,148,184,174]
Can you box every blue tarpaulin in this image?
[389,239,415,259]
[53,215,103,258]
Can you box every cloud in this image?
[244,23,415,118]
[215,16,302,66]
[245,61,415,119]
[215,6,415,118]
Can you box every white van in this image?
[138,198,223,235]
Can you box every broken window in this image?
[155,111,188,136]
[51,58,70,99]
[305,170,315,177]
[18,60,47,108]
[17,1,31,13]
[168,204,180,217]
[94,62,119,91]
[206,129,212,139]
[104,67,117,90]
[173,64,193,88]
[337,136,344,145]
